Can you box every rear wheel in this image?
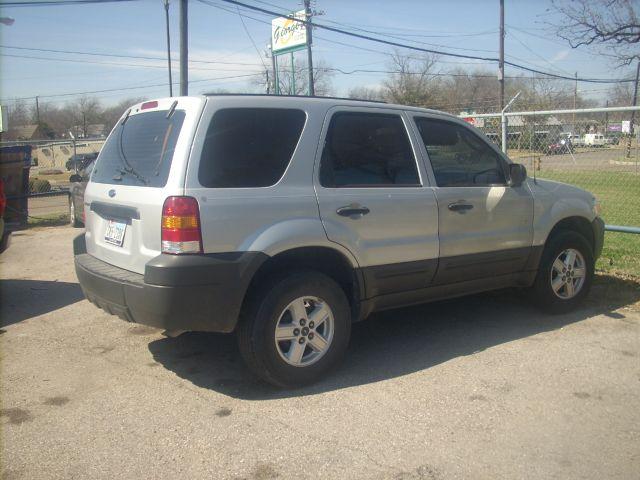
[530,230,594,314]
[237,271,351,387]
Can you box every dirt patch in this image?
[215,407,232,417]
[43,396,70,407]
[1,408,34,425]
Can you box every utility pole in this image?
[573,72,577,130]
[499,0,504,111]
[269,45,278,95]
[35,96,40,124]
[605,100,609,133]
[626,60,640,158]
[265,69,270,94]
[179,0,188,96]
[164,0,173,97]
[304,0,314,96]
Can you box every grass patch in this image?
[537,170,640,278]
[30,172,73,184]
[26,213,69,228]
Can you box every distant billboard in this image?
[272,10,307,54]
[607,123,622,132]
[622,120,631,133]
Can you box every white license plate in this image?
[104,220,127,247]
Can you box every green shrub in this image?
[29,178,52,193]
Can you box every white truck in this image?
[584,133,607,147]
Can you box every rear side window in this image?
[92,110,186,188]
[198,108,305,188]
[319,112,420,188]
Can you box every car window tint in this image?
[320,112,420,188]
[415,117,506,187]
[92,110,185,188]
[198,108,306,188]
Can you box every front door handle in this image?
[336,204,370,217]
[448,201,474,213]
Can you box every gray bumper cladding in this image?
[73,234,267,333]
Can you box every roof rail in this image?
[202,93,386,104]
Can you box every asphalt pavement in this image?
[1,226,639,480]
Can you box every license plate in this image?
[104,220,126,247]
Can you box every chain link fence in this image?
[464,105,640,278]
[464,106,640,230]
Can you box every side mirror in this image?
[509,163,527,187]
[69,174,82,183]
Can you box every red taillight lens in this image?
[141,101,159,110]
[161,196,203,254]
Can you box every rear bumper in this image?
[74,234,267,333]
[592,216,605,260]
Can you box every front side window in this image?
[415,118,506,187]
[320,112,420,188]
[198,108,305,188]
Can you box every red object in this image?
[141,101,159,110]
[0,179,6,217]
[161,196,203,254]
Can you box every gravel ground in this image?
[1,226,639,480]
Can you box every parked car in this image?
[66,152,98,171]
[74,96,604,387]
[0,178,10,254]
[604,136,620,145]
[546,137,573,155]
[68,158,95,227]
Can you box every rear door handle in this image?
[336,204,370,217]
[448,201,474,213]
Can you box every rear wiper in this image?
[115,167,148,185]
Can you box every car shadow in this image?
[148,275,640,400]
[0,279,85,328]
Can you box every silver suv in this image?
[74,95,604,387]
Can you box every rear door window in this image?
[92,110,186,188]
[319,112,420,188]
[198,108,306,188]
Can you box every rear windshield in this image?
[92,110,186,187]
[198,108,305,188]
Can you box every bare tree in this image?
[347,86,385,101]
[254,58,334,96]
[550,0,640,65]
[383,51,441,107]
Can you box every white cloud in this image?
[551,49,570,62]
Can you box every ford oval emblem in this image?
[108,189,116,198]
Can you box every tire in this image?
[237,271,351,388]
[530,230,594,314]
[69,198,82,228]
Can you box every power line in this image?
[206,0,634,84]
[0,0,136,6]
[0,73,258,102]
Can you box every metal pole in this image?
[35,96,40,124]
[164,0,173,97]
[270,44,278,95]
[501,91,521,154]
[499,0,504,111]
[291,51,295,95]
[626,60,640,158]
[304,0,314,96]
[265,69,270,94]
[179,0,188,96]
[573,72,577,129]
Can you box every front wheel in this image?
[529,231,594,314]
[237,271,351,387]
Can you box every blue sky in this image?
[0,0,634,108]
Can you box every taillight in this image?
[161,196,203,254]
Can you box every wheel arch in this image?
[546,215,595,253]
[240,245,363,323]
